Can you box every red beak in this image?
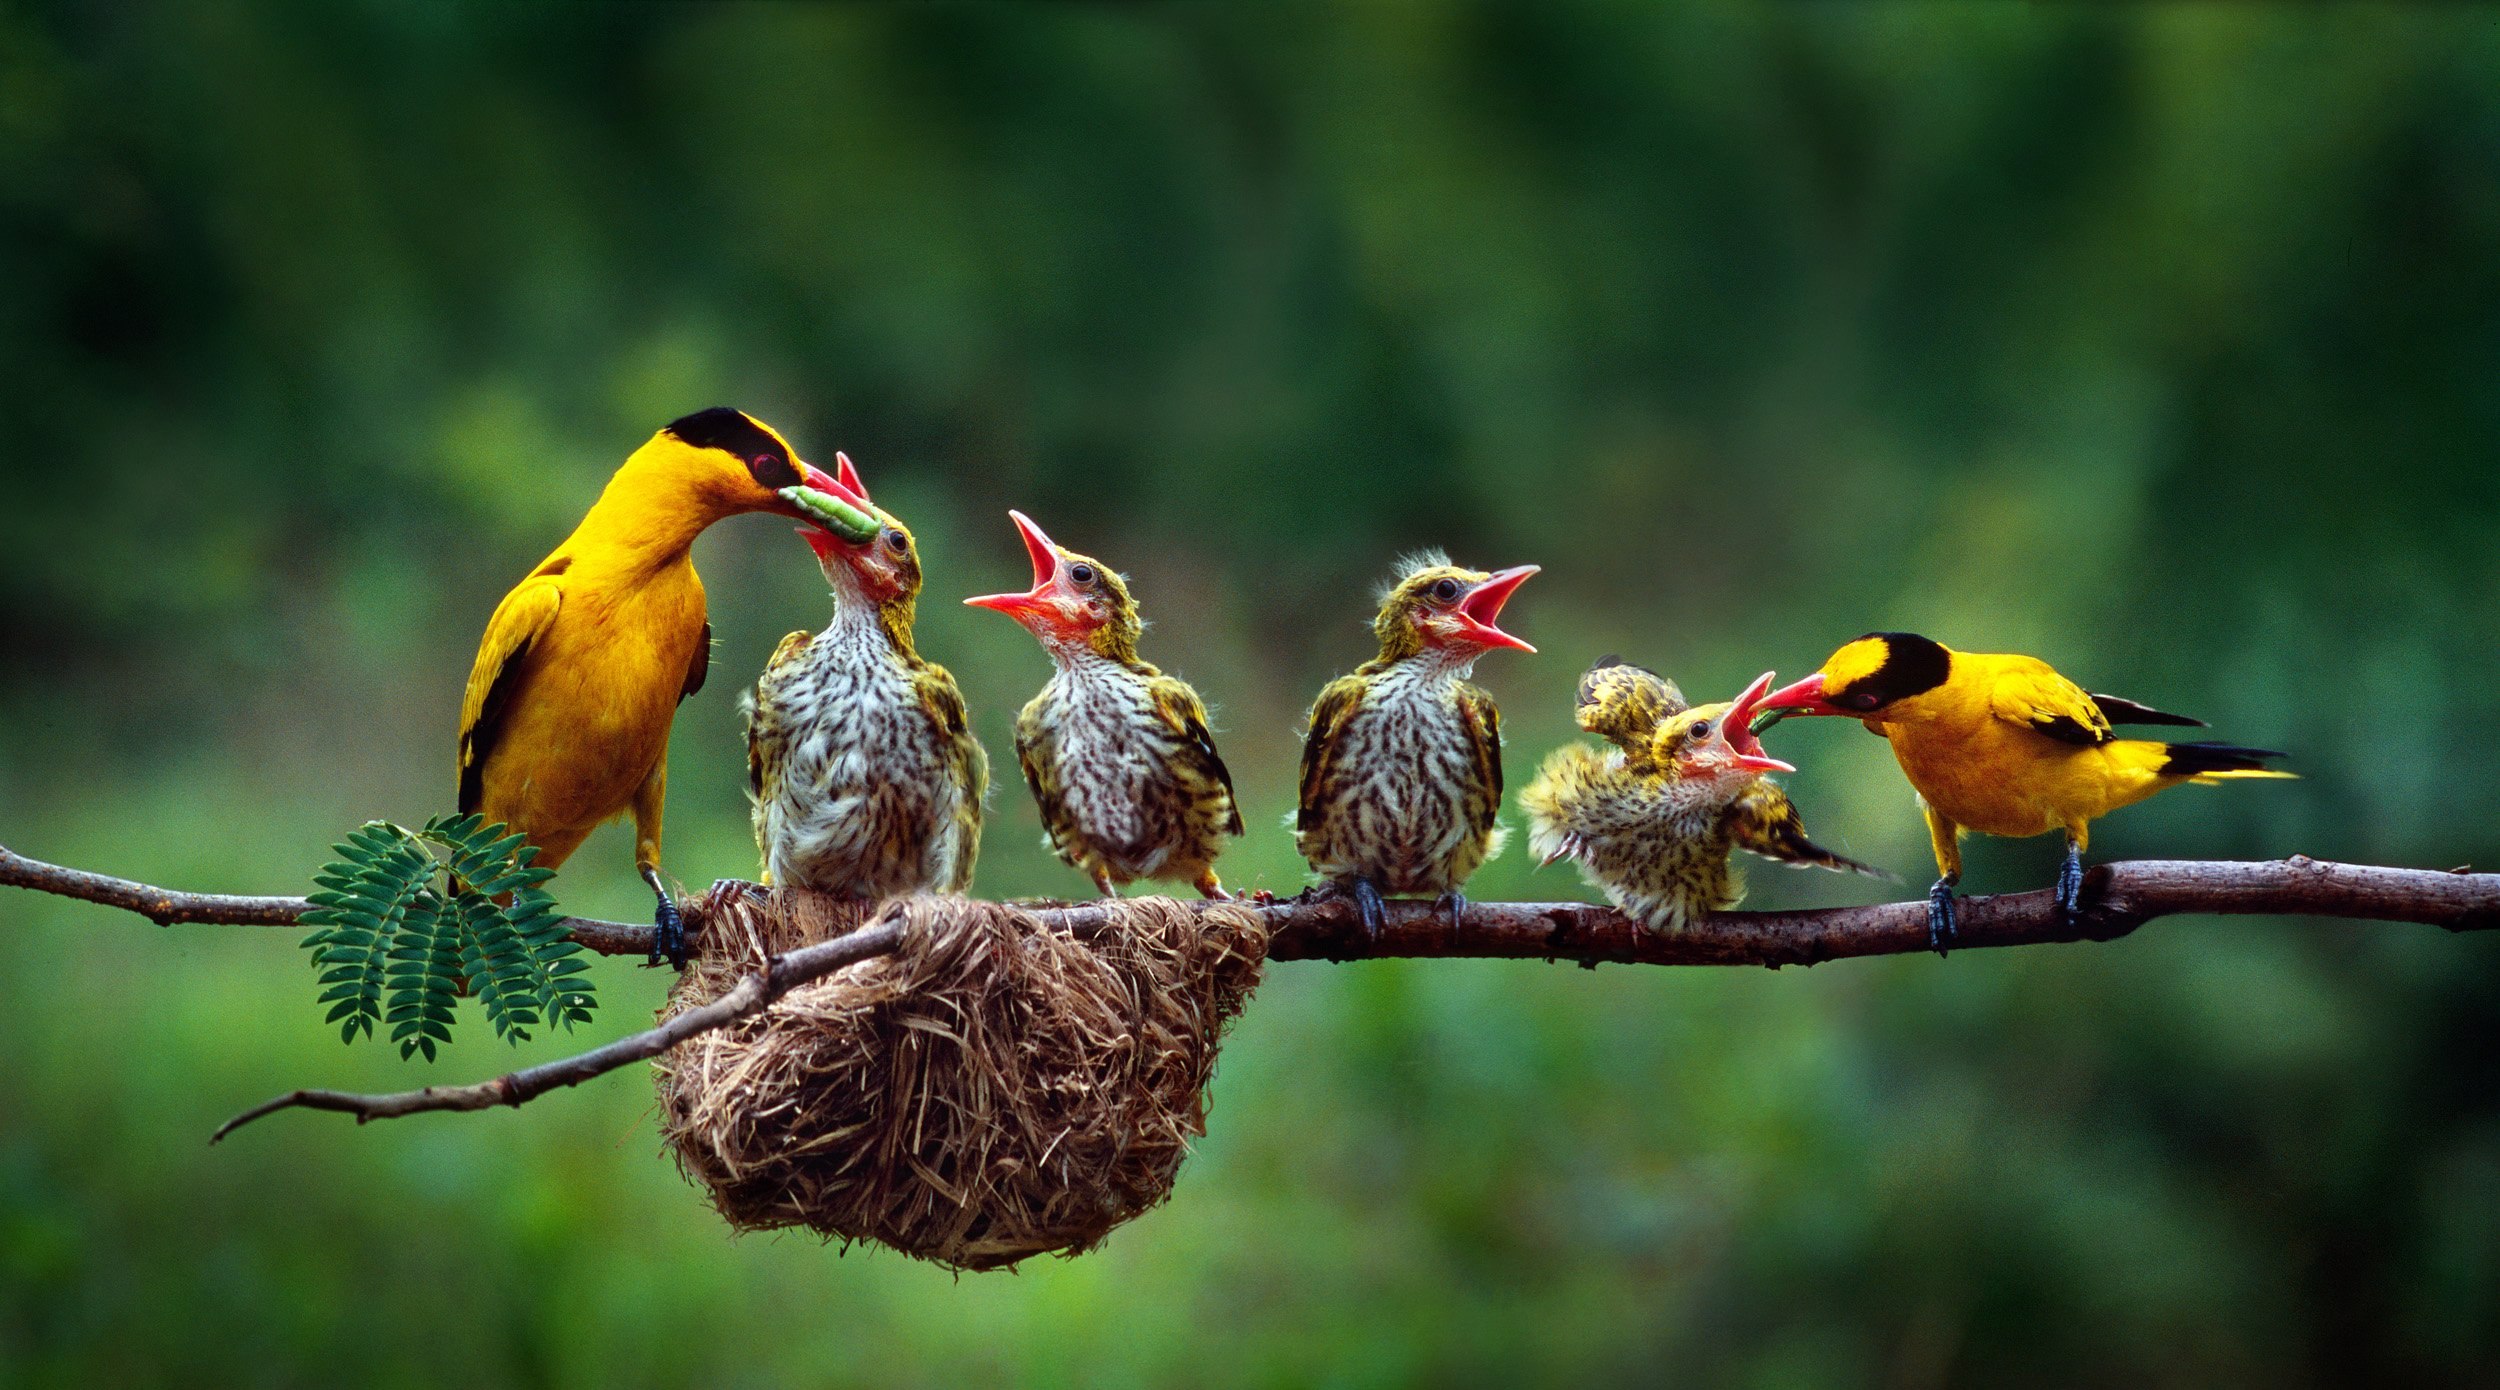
[1451,565,1539,653]
[1721,671,1798,773]
[790,453,880,562]
[963,509,1065,622]
[834,450,871,504]
[1757,672,1839,716]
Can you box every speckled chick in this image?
[1524,669,1882,931]
[745,453,987,898]
[966,511,1242,898]
[1295,552,1539,937]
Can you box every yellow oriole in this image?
[1757,632,2290,949]
[457,408,876,965]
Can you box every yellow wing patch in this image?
[457,577,563,814]
[1985,656,2114,747]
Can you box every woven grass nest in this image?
[652,888,1268,1271]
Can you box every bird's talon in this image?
[643,866,688,969]
[1927,878,1959,957]
[651,895,688,970]
[1438,890,1467,932]
[2054,843,2086,925]
[1349,878,1388,946]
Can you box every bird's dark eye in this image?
[747,453,799,490]
[1840,691,1879,712]
[1688,720,1712,740]
[1430,578,1462,603]
[1069,563,1096,585]
[883,528,908,553]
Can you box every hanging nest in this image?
[651,887,1268,1272]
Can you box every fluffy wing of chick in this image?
[1726,781,1890,877]
[1575,656,1686,753]
[1295,675,1365,836]
[911,662,989,891]
[1148,674,1244,837]
[457,577,563,815]
[1453,682,1506,846]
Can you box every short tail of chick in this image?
[2155,740,2295,783]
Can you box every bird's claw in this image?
[2054,843,2085,925]
[1349,878,1388,946]
[644,867,688,969]
[1437,889,1467,932]
[1927,877,1959,957]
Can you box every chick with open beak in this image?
[965,511,1243,899]
[745,452,988,899]
[1524,667,1885,933]
[1294,552,1540,939]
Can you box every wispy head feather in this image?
[1378,548,1455,604]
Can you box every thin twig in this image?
[0,843,650,955]
[210,911,909,1143]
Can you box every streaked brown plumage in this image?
[966,511,1241,898]
[1295,553,1539,936]
[745,454,987,898]
[1525,665,1881,931]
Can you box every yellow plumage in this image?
[1762,632,2291,944]
[458,408,851,962]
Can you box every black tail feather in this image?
[2159,741,2288,777]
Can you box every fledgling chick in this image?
[1756,632,2292,949]
[1568,655,1878,876]
[1296,552,1539,938]
[746,453,987,898]
[1524,672,1877,931]
[965,511,1242,898]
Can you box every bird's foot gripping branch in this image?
[0,845,2495,1145]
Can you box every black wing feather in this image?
[2091,693,2206,728]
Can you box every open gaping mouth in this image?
[1719,672,1796,774]
[1450,565,1539,652]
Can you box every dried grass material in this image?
[652,891,1266,1271]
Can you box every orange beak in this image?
[1450,565,1539,653]
[963,510,1071,627]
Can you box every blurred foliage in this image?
[2,2,2496,1385]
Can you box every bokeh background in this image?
[5,3,2498,1385]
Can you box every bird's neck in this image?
[824,574,920,662]
[1048,643,1148,690]
[567,456,741,575]
[1363,645,1478,687]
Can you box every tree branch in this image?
[0,843,651,955]
[210,910,910,1143]
[8,839,2492,1140]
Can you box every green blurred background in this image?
[4,2,2497,1384]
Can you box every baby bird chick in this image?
[1524,670,1879,932]
[746,453,988,898]
[966,511,1242,898]
[1568,655,1880,877]
[1296,553,1539,938]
